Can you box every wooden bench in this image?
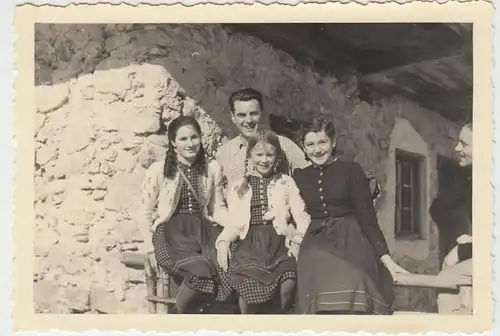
[121,252,472,314]
[393,272,472,314]
[122,252,239,314]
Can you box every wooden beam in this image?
[361,52,472,88]
[394,273,472,290]
[121,252,472,291]
[121,252,146,268]
[228,23,471,76]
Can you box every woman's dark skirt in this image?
[229,224,297,305]
[295,216,395,315]
[152,213,235,302]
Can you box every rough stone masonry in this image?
[34,23,459,313]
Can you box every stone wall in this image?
[34,23,460,313]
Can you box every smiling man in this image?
[215,88,310,188]
[435,122,473,315]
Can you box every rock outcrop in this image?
[34,23,459,313]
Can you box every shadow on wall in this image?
[35,23,358,140]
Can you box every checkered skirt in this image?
[229,224,297,305]
[152,214,236,302]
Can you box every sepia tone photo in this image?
[14,2,493,334]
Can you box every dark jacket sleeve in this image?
[458,242,473,261]
[350,162,390,257]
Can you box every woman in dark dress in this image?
[292,118,409,315]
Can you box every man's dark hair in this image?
[228,88,263,114]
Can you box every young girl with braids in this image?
[216,129,311,314]
[139,116,234,313]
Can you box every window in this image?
[395,150,424,238]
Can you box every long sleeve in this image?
[287,177,311,238]
[279,136,310,173]
[139,163,161,241]
[350,163,390,257]
[208,160,230,228]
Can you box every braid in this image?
[269,148,285,184]
[195,145,208,176]
[277,146,288,175]
[237,156,251,198]
[163,115,208,179]
[163,142,177,179]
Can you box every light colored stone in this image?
[36,83,70,114]
[127,269,145,285]
[100,161,114,176]
[36,143,59,166]
[119,283,148,313]
[90,174,108,190]
[88,160,101,175]
[93,67,132,97]
[65,284,91,312]
[95,148,118,163]
[53,149,94,177]
[113,150,137,173]
[137,141,166,169]
[90,284,120,314]
[128,107,161,135]
[104,171,144,212]
[34,280,70,313]
[92,190,106,201]
[120,243,140,252]
[115,221,143,244]
[52,192,65,206]
[74,232,90,243]
[59,123,96,156]
[34,221,59,257]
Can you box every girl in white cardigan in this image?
[216,130,310,314]
[139,116,233,313]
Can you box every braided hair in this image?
[163,115,207,179]
[237,129,287,197]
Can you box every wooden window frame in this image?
[395,149,425,239]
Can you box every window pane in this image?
[395,151,423,236]
[402,186,412,207]
[401,209,413,232]
[402,161,412,185]
[395,160,402,234]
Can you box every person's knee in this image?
[176,283,203,313]
[281,279,296,296]
[280,279,297,311]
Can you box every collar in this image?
[177,161,198,173]
[312,156,338,170]
[246,169,276,180]
[237,135,248,150]
[177,161,193,168]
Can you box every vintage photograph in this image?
[12,2,494,333]
[33,22,475,316]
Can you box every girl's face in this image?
[172,124,201,164]
[303,130,335,166]
[249,142,277,177]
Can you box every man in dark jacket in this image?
[433,122,473,314]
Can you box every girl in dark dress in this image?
[216,130,311,314]
[292,118,409,315]
[140,116,234,313]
